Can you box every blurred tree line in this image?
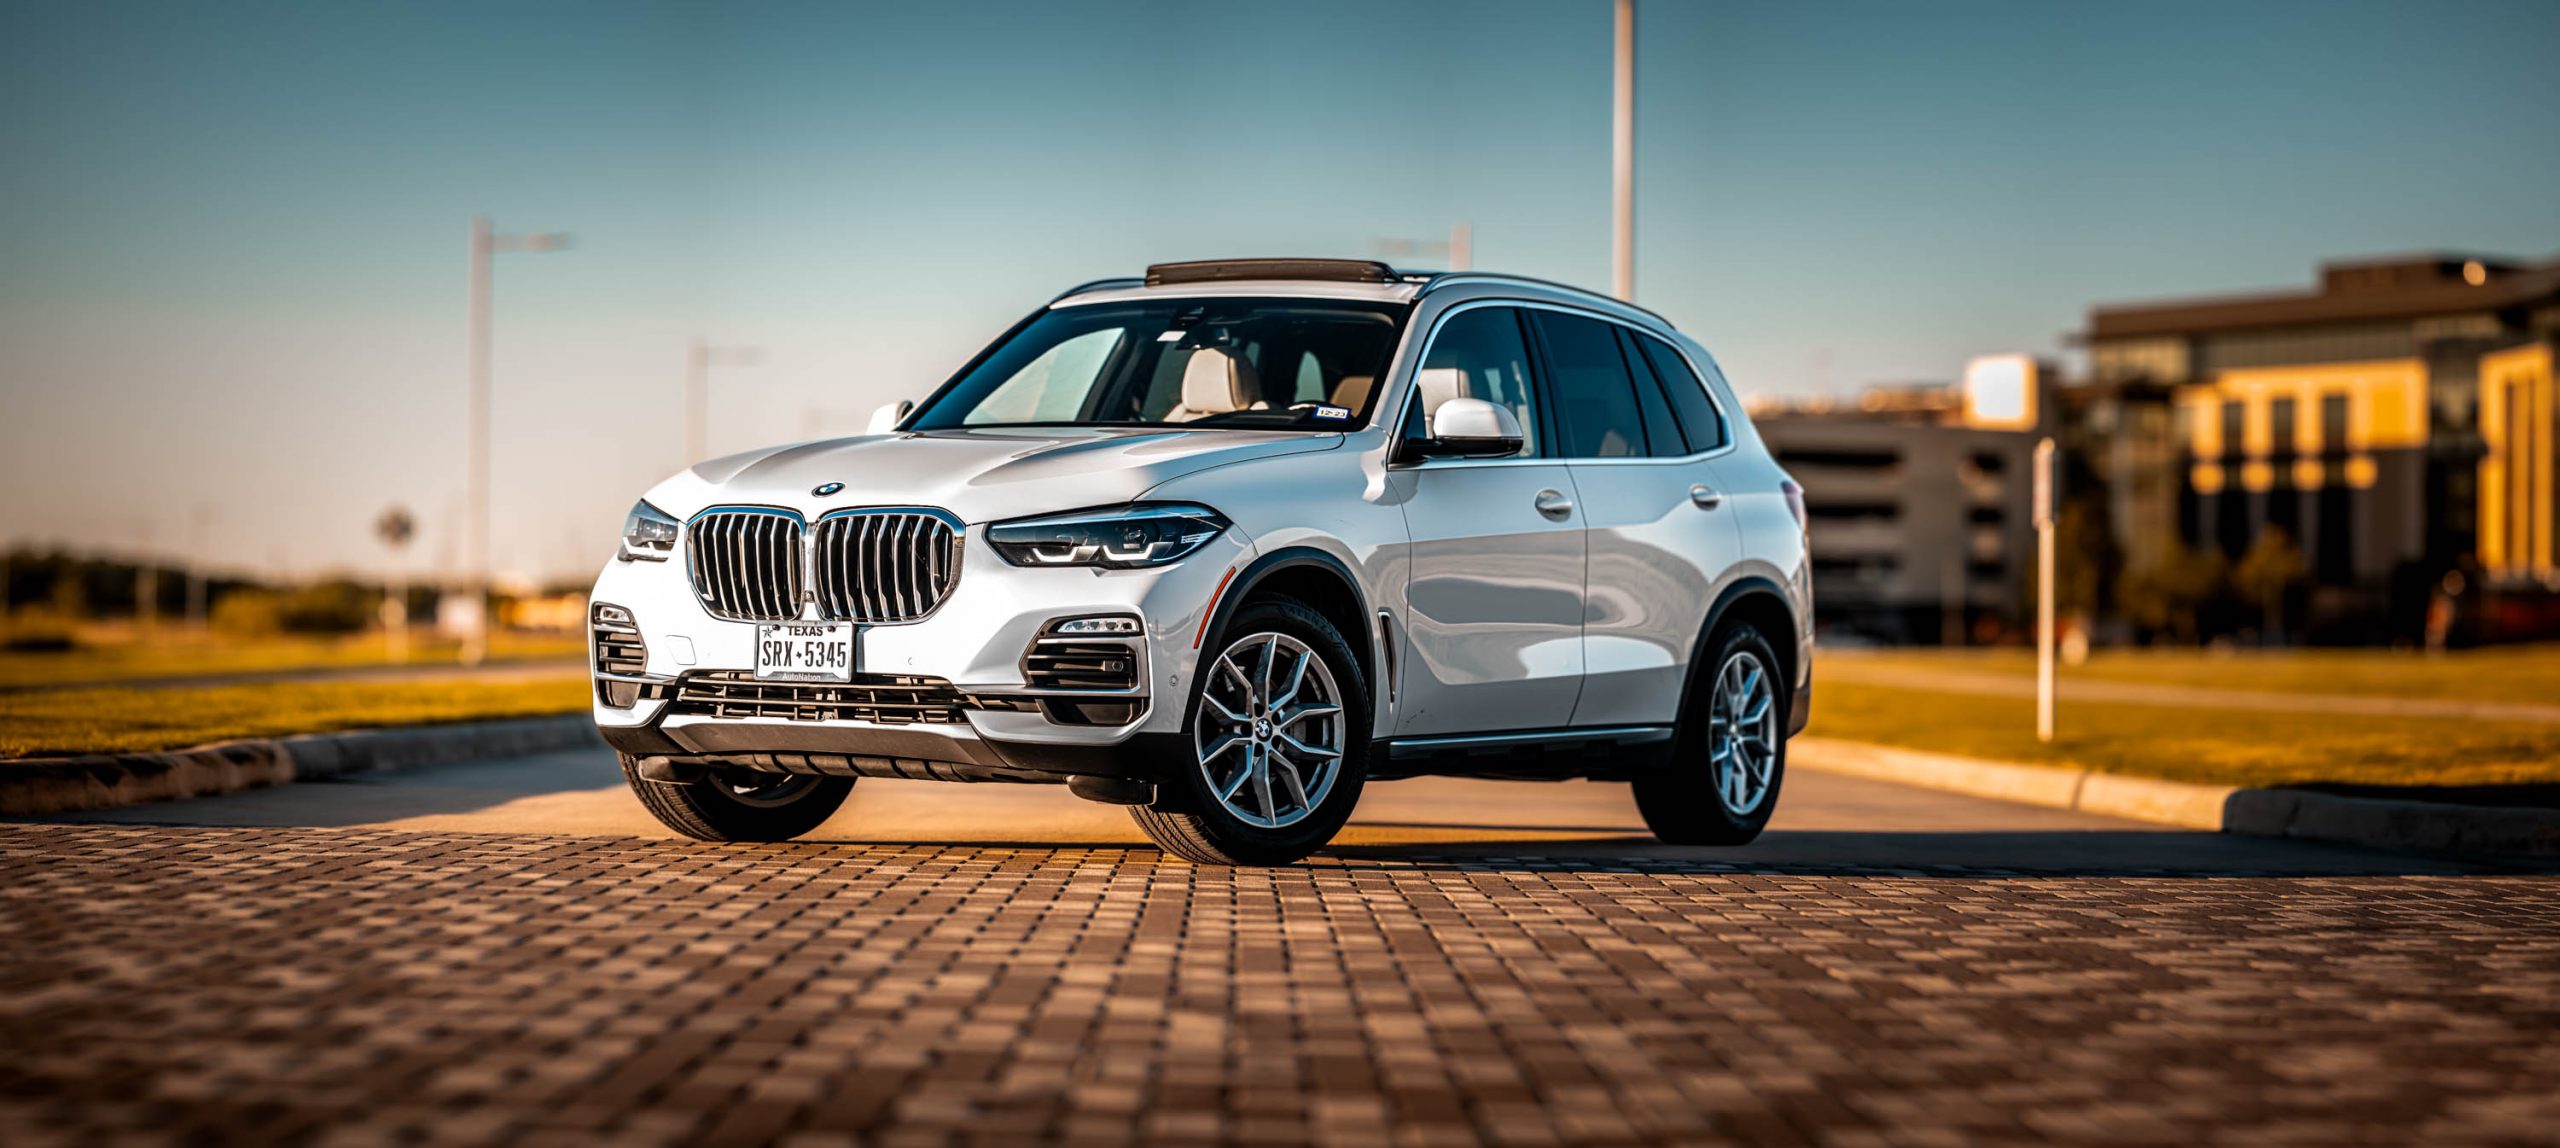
[1,548,445,644]
[2039,452,2311,646]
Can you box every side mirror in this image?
[1407,397,1524,460]
[866,399,913,435]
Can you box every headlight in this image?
[988,503,1231,569]
[620,500,680,562]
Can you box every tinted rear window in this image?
[1618,327,1693,459]
[1636,333,1729,453]
[1532,311,1651,459]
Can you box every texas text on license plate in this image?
[755,622,855,682]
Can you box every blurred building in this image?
[2087,252,2560,639]
[1751,365,2050,643]
[1759,251,2559,645]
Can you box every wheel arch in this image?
[1196,546,1380,726]
[1687,577,1805,735]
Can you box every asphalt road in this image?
[6,750,2555,1146]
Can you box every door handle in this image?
[1689,484,1724,510]
[1533,489,1574,518]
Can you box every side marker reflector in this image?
[1194,567,1239,649]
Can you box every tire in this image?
[1634,620,1789,846]
[619,754,855,843]
[1130,594,1370,866]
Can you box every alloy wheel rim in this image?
[1192,631,1345,830]
[721,771,816,808]
[1710,649,1778,816]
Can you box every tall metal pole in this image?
[1611,0,1636,302]
[685,342,761,465]
[387,563,408,662]
[685,338,708,465]
[462,216,493,666]
[459,219,568,665]
[185,504,210,630]
[135,521,156,638]
[2034,437,2058,742]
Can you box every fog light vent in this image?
[1025,617,1141,693]
[592,602,647,707]
[1026,642,1138,691]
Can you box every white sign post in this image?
[377,506,416,663]
[2033,437,2058,743]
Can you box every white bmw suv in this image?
[592,259,1811,865]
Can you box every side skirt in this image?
[1371,725,1677,782]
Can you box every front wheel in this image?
[620,754,854,842]
[1130,595,1370,865]
[1633,621,1788,846]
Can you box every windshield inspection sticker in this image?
[1310,404,1351,421]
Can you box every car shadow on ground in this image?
[22,810,2526,877]
[1320,831,2540,878]
[25,748,2538,878]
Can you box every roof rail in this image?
[1415,272,1677,331]
[1144,258,1398,287]
[1050,276,1143,303]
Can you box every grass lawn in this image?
[1827,643,2560,707]
[1808,678,2560,790]
[0,630,585,690]
[0,673,589,758]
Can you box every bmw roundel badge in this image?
[812,482,845,497]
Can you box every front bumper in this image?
[589,519,1252,782]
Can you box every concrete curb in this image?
[1793,736,2560,860]
[1793,738,2237,829]
[0,715,603,816]
[2221,787,2560,860]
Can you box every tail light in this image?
[1781,480,1808,536]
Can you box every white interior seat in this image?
[1166,347,1267,422]
[1416,367,1475,421]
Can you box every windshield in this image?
[910,297,1410,431]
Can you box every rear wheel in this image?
[619,754,854,842]
[1130,596,1369,866]
[1633,621,1788,846]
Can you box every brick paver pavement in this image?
[2,823,2556,1147]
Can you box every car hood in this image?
[647,427,1342,524]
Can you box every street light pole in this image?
[684,339,704,464]
[463,217,489,665]
[684,340,763,465]
[1612,0,1636,302]
[135,520,156,638]
[185,504,211,631]
[461,216,569,667]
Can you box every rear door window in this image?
[1616,326,1691,458]
[1635,333,1730,453]
[1530,311,1652,458]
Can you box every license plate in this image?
[755,622,855,682]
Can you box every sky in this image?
[3,0,2555,583]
